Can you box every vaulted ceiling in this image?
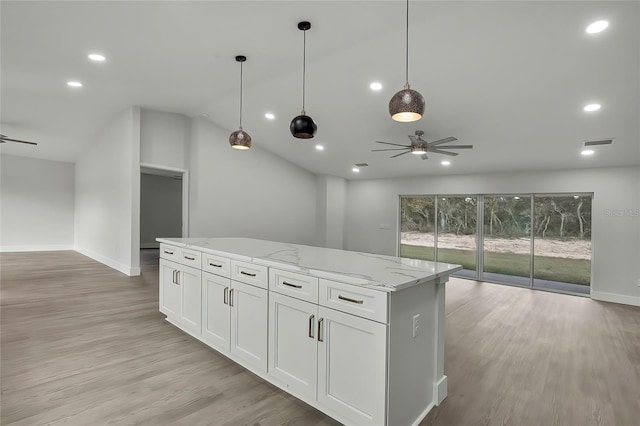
[1,1,638,179]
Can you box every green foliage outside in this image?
[400,244,591,286]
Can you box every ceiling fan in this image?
[0,134,38,145]
[373,130,472,159]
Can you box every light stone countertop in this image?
[156,237,461,292]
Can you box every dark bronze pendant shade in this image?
[291,21,317,139]
[230,55,252,150]
[389,0,425,122]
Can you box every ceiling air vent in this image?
[355,163,369,167]
[584,138,614,146]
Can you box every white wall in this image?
[140,108,190,169]
[0,155,75,251]
[74,107,141,276]
[316,175,346,249]
[140,173,182,248]
[188,118,317,245]
[345,166,640,306]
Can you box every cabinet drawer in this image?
[319,279,388,323]
[202,253,231,277]
[269,268,319,304]
[160,244,181,262]
[180,248,201,268]
[231,260,268,289]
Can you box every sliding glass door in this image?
[482,195,531,286]
[399,193,592,296]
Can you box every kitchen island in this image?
[156,237,461,426]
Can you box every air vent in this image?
[355,163,369,167]
[584,138,614,146]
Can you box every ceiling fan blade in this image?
[436,144,473,149]
[372,148,410,152]
[428,149,459,156]
[428,136,457,146]
[390,150,411,158]
[0,136,37,145]
[375,141,410,147]
[421,153,429,160]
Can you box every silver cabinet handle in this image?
[318,317,324,342]
[209,262,222,268]
[172,270,176,284]
[164,250,174,255]
[229,288,234,307]
[338,295,363,304]
[175,270,180,285]
[184,255,195,261]
[308,314,315,339]
[240,271,256,277]
[283,281,302,289]
[223,287,229,305]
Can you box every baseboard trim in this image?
[74,246,139,277]
[0,244,74,252]
[435,375,448,405]
[591,291,640,307]
[411,402,436,426]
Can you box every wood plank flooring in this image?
[1,250,639,425]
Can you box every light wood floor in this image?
[1,251,639,426]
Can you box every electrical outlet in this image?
[412,314,420,338]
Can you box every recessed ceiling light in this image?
[264,113,275,120]
[88,53,106,62]
[441,160,451,166]
[369,82,383,91]
[583,103,601,112]
[315,144,324,151]
[586,20,609,34]
[67,81,82,88]
[352,167,360,173]
[581,149,595,156]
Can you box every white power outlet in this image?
[412,314,420,338]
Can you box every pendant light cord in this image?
[405,0,409,86]
[302,29,307,114]
[239,61,243,128]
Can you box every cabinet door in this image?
[317,306,387,426]
[202,272,231,352]
[160,259,181,319]
[269,292,318,400]
[178,264,202,336]
[230,281,268,372]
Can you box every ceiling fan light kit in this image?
[389,0,425,122]
[290,21,317,139]
[229,55,252,150]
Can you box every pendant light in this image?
[388,0,425,122]
[229,55,252,150]
[290,21,317,139]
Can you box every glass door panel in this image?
[435,196,477,278]
[482,195,531,286]
[399,196,436,261]
[533,195,592,294]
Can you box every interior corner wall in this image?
[345,166,640,307]
[0,154,75,251]
[74,107,141,276]
[188,118,317,245]
[316,175,346,249]
[140,108,190,170]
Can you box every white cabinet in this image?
[317,306,387,426]
[230,280,268,372]
[269,292,318,400]
[159,258,202,336]
[201,271,231,352]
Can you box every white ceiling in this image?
[1,1,639,180]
